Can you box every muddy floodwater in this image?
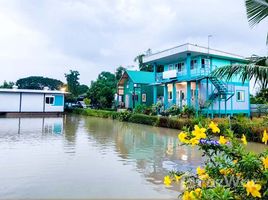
[0,115,266,199]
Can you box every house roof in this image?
[118,70,155,86]
[143,43,248,64]
[0,88,67,94]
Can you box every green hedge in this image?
[72,108,268,143]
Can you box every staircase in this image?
[203,76,234,108]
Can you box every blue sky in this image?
[0,0,267,85]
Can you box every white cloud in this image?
[0,0,266,87]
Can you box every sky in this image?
[0,0,267,86]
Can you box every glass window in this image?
[177,62,184,72]
[236,91,245,101]
[45,97,54,105]
[190,60,197,69]
[168,64,174,70]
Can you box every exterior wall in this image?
[21,93,44,112]
[0,92,64,113]
[45,94,64,112]
[0,93,20,112]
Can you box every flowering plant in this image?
[164,121,268,199]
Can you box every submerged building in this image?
[0,88,66,114]
[117,43,250,117]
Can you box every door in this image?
[125,94,129,108]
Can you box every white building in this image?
[0,88,66,113]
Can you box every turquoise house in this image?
[117,43,250,117]
[117,70,163,108]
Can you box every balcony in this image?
[156,64,212,83]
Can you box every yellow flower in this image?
[262,157,268,169]
[218,136,228,145]
[190,188,202,199]
[178,132,189,144]
[182,191,191,200]
[199,173,209,180]
[262,130,268,145]
[243,180,262,198]
[190,137,200,146]
[196,166,206,176]
[233,159,238,164]
[209,121,220,133]
[163,176,171,187]
[220,168,227,175]
[192,125,207,139]
[241,134,247,145]
[174,174,181,182]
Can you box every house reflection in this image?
[83,116,203,192]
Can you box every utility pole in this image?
[208,35,212,55]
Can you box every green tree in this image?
[245,0,268,44]
[0,81,14,89]
[87,72,116,108]
[16,76,63,90]
[115,66,126,81]
[134,53,153,72]
[65,70,80,96]
[77,84,89,95]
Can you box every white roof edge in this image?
[143,43,247,63]
[0,88,68,94]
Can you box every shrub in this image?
[128,114,158,126]
[165,122,268,199]
[133,104,152,115]
[181,105,196,118]
[117,111,132,121]
[166,105,181,116]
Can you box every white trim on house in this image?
[143,43,247,63]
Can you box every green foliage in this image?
[133,104,152,115]
[172,123,268,199]
[87,71,117,109]
[128,114,158,126]
[181,105,196,118]
[151,102,163,115]
[77,84,89,95]
[115,66,126,81]
[117,111,132,121]
[83,98,91,106]
[65,70,80,96]
[166,105,181,116]
[134,53,153,72]
[0,81,14,89]
[16,76,63,90]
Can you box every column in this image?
[153,63,157,81]
[172,82,176,105]
[164,84,168,109]
[153,85,157,104]
[195,80,199,116]
[186,53,191,79]
[187,81,191,106]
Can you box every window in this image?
[176,62,185,72]
[201,58,210,68]
[190,59,197,69]
[168,64,174,70]
[168,91,172,100]
[236,90,245,101]
[142,94,146,102]
[45,97,54,105]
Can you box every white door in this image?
[125,94,129,108]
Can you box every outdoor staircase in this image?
[203,76,234,108]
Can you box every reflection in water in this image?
[0,115,266,199]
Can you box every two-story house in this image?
[117,43,250,117]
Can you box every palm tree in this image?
[245,0,268,44]
[212,0,268,89]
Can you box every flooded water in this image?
[0,115,266,199]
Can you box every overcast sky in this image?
[0,0,267,86]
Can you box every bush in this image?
[133,104,152,115]
[128,114,158,126]
[165,122,268,199]
[166,105,181,116]
[181,105,196,118]
[117,111,132,121]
